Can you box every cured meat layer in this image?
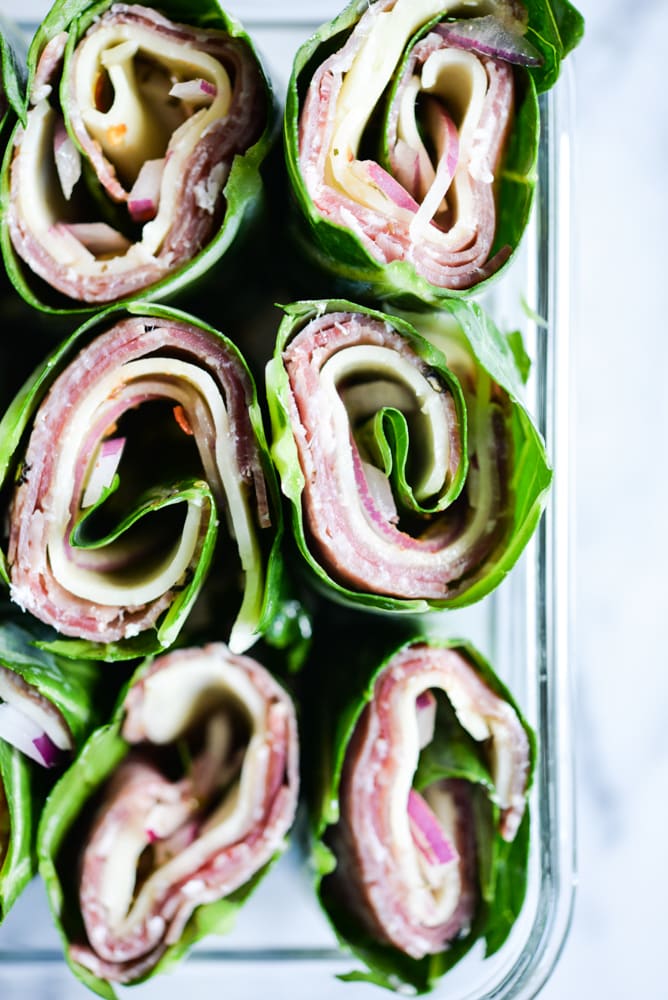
[324,641,531,960]
[6,313,272,652]
[6,3,266,304]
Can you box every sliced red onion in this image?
[169,78,217,103]
[437,16,543,67]
[363,160,420,212]
[361,461,398,525]
[0,702,62,767]
[127,158,165,223]
[61,223,131,257]
[81,436,126,509]
[390,139,426,204]
[32,731,64,768]
[410,101,459,237]
[54,118,82,201]
[408,788,457,865]
[416,690,436,749]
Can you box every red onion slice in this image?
[61,223,131,257]
[437,16,543,67]
[363,160,420,212]
[416,690,436,749]
[407,788,458,866]
[53,117,82,200]
[0,702,62,767]
[127,158,165,223]
[169,79,218,103]
[81,436,126,509]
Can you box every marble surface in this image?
[0,1,665,998]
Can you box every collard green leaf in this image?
[0,14,28,131]
[0,741,43,922]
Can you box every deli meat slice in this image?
[6,313,272,652]
[277,308,509,601]
[298,0,515,290]
[6,3,266,304]
[68,643,299,982]
[326,641,531,959]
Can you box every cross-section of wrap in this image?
[0,615,102,922]
[266,299,550,613]
[38,642,299,992]
[285,0,583,300]
[0,303,279,658]
[0,1,275,313]
[307,633,534,992]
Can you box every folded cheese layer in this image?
[326,641,531,960]
[270,304,512,603]
[6,313,272,652]
[6,3,266,305]
[296,0,520,291]
[61,644,299,983]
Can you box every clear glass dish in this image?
[0,3,576,997]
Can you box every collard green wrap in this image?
[0,302,282,661]
[265,298,551,614]
[305,629,535,993]
[38,642,299,996]
[0,0,277,315]
[0,616,102,922]
[285,0,583,302]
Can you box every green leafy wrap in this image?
[285,0,583,302]
[0,615,103,922]
[0,301,283,661]
[265,298,551,614]
[0,15,28,136]
[304,628,535,993]
[0,0,277,316]
[37,641,300,996]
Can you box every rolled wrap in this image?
[285,0,583,301]
[0,1,275,313]
[309,633,534,992]
[0,303,280,659]
[0,616,102,922]
[266,299,551,613]
[38,642,299,993]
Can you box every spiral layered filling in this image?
[7,3,265,303]
[68,644,299,982]
[7,315,271,650]
[298,0,527,289]
[275,307,509,601]
[326,642,531,959]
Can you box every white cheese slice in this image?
[320,344,450,501]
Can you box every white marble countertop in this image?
[0,1,665,998]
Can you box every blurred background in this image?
[0,1,666,998]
